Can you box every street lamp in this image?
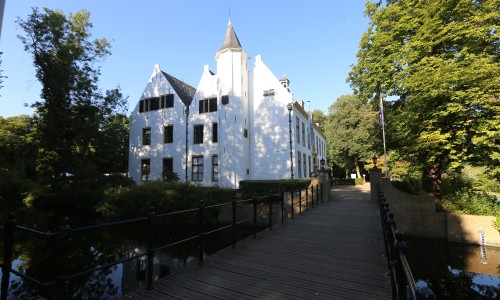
[320,158,326,170]
[184,105,189,182]
[287,102,294,179]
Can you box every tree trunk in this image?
[354,157,361,178]
[422,160,443,198]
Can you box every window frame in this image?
[141,159,151,182]
[160,94,174,108]
[192,155,204,181]
[193,124,204,144]
[212,155,219,182]
[212,122,218,143]
[164,124,173,144]
[162,157,173,181]
[142,128,151,146]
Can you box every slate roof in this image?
[218,20,242,52]
[162,71,196,106]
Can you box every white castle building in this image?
[129,20,327,189]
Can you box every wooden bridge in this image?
[124,183,392,300]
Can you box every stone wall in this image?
[371,172,500,246]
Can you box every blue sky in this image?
[0,0,369,117]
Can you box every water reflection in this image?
[1,224,254,299]
[405,236,500,300]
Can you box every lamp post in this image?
[287,102,294,179]
[320,158,325,170]
[184,105,189,182]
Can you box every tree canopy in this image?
[16,8,124,182]
[325,94,378,178]
[349,0,500,195]
[8,8,129,208]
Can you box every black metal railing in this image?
[0,184,322,299]
[376,183,435,300]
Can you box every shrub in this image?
[441,187,499,216]
[239,179,311,199]
[97,182,237,220]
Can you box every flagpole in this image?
[380,92,388,177]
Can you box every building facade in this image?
[129,21,327,188]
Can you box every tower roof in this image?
[218,20,242,52]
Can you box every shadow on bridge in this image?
[124,183,391,300]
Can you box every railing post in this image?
[1,213,16,300]
[57,216,71,298]
[319,182,324,203]
[305,187,309,211]
[198,200,205,265]
[311,186,314,208]
[319,183,322,203]
[268,195,273,230]
[310,186,313,210]
[253,194,257,239]
[290,190,294,219]
[281,193,285,224]
[146,207,156,291]
[232,196,237,249]
[394,230,408,300]
[299,188,302,214]
[316,184,320,205]
[387,212,396,270]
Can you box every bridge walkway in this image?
[124,183,392,300]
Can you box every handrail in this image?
[1,184,323,299]
[376,183,435,300]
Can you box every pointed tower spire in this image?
[218,19,242,52]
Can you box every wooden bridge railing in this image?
[0,184,322,299]
[376,183,435,300]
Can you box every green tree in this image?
[17,8,112,182]
[96,88,129,174]
[349,0,500,196]
[312,109,326,131]
[0,115,36,203]
[325,94,377,178]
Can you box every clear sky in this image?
[0,0,369,117]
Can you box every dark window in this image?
[212,123,218,143]
[164,125,173,143]
[162,158,173,181]
[243,129,248,138]
[212,155,218,181]
[139,100,144,112]
[192,156,204,181]
[209,98,217,112]
[199,97,218,113]
[160,94,174,108]
[141,159,150,181]
[303,153,307,178]
[193,125,204,144]
[297,152,302,178]
[302,122,306,146]
[142,128,151,145]
[150,97,160,110]
[221,95,229,105]
[139,97,163,112]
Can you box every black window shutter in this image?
[139,100,144,112]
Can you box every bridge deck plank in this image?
[123,184,392,300]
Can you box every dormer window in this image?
[139,97,159,112]
[160,94,174,108]
[263,89,275,96]
[199,97,217,113]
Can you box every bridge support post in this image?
[370,167,382,202]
